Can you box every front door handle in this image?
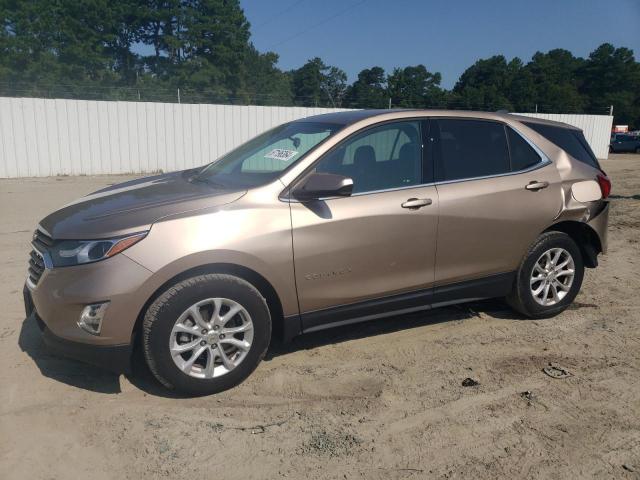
[525,181,549,191]
[401,198,432,209]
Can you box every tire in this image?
[142,273,271,395]
[507,231,584,318]
[635,146,640,154]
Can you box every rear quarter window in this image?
[523,122,600,169]
[506,127,541,171]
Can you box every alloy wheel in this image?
[169,298,254,379]
[530,247,575,306]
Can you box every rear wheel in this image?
[142,274,271,395]
[507,232,584,318]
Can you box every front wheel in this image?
[142,274,271,395]
[507,232,584,318]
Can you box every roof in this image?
[299,109,579,130]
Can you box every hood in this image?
[39,171,246,239]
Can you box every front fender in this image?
[122,202,298,336]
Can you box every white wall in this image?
[0,97,349,178]
[516,112,613,160]
[0,97,614,178]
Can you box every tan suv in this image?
[24,110,610,395]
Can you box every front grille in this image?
[33,229,54,251]
[28,249,46,285]
[27,229,52,286]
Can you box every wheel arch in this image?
[543,220,602,268]
[131,263,294,348]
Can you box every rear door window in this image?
[523,122,600,168]
[507,127,541,171]
[432,119,510,182]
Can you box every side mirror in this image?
[292,172,354,201]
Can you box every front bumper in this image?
[24,285,132,373]
[26,252,153,345]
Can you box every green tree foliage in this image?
[387,65,444,108]
[451,55,517,111]
[506,58,536,112]
[578,44,640,127]
[137,0,186,76]
[289,57,347,107]
[1,0,125,94]
[525,49,586,112]
[0,1,639,126]
[0,0,284,103]
[343,66,387,108]
[177,0,251,98]
[243,46,292,105]
[449,47,640,125]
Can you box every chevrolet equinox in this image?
[24,110,610,395]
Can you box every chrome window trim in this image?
[284,154,551,201]
[350,182,435,197]
[281,116,553,200]
[433,157,552,187]
[285,181,437,203]
[315,123,552,193]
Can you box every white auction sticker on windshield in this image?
[264,149,298,161]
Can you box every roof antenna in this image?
[495,109,509,114]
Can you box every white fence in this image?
[0,97,348,178]
[0,97,613,178]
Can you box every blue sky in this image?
[241,0,640,88]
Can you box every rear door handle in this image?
[525,181,549,191]
[401,198,432,209]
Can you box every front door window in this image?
[315,121,422,194]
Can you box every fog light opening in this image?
[78,302,109,335]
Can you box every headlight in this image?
[49,232,147,267]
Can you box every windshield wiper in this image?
[188,175,225,188]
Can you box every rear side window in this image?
[433,119,510,182]
[523,122,599,168]
[507,127,541,171]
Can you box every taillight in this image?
[596,173,611,199]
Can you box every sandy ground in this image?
[0,154,639,479]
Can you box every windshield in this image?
[195,121,343,188]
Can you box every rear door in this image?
[430,119,562,287]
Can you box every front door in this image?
[289,120,439,329]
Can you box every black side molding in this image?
[302,288,433,333]
[430,271,515,308]
[299,272,515,335]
